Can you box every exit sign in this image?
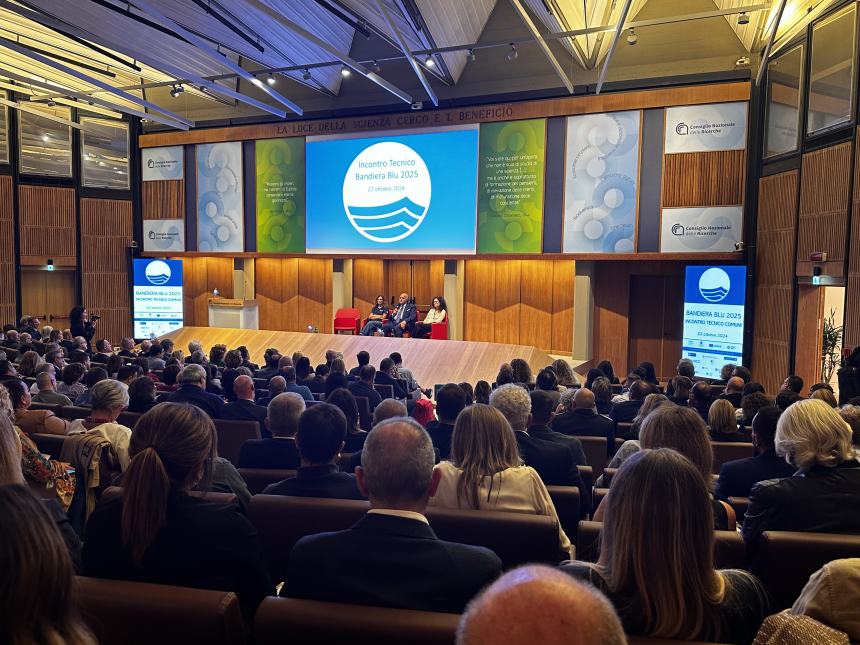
[809,251,828,262]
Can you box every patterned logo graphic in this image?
[675,123,689,135]
[144,260,171,286]
[698,267,731,302]
[671,223,685,236]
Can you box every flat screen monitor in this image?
[132,258,184,339]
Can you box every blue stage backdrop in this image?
[132,258,184,339]
[305,126,479,254]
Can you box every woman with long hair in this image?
[637,361,659,385]
[495,363,515,387]
[474,380,491,405]
[630,393,671,438]
[68,306,96,349]
[668,375,693,407]
[17,350,43,378]
[510,358,532,385]
[413,296,447,339]
[584,368,604,390]
[562,449,769,643]
[360,294,390,336]
[708,399,746,442]
[596,360,620,385]
[430,404,570,554]
[591,377,614,415]
[551,359,579,388]
[0,485,94,645]
[325,388,367,453]
[83,403,271,620]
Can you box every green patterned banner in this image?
[256,137,306,253]
[477,119,546,253]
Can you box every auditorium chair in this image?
[751,531,860,610]
[354,395,372,430]
[727,496,750,520]
[58,406,93,420]
[248,495,562,583]
[576,465,593,492]
[711,442,754,473]
[333,308,362,335]
[546,485,581,544]
[616,421,634,440]
[429,317,448,340]
[117,411,142,428]
[213,419,261,466]
[576,521,746,570]
[708,385,725,398]
[76,577,245,645]
[373,383,395,400]
[30,402,61,413]
[602,467,618,487]
[238,468,296,495]
[253,378,268,390]
[101,485,240,507]
[592,487,609,509]
[578,436,609,479]
[31,432,66,459]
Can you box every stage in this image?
[161,327,558,388]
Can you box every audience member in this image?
[714,363,737,386]
[239,392,304,469]
[431,404,571,554]
[67,379,132,469]
[637,361,659,385]
[584,368,604,390]
[496,363,515,386]
[689,381,713,421]
[790,558,860,642]
[709,399,746,442]
[83,403,271,620]
[535,368,561,407]
[284,417,501,611]
[510,358,532,384]
[628,392,671,440]
[325,388,368,452]
[529,390,586,465]
[220,349,244,401]
[457,565,626,645]
[209,343,227,367]
[155,363,181,394]
[562,449,769,643]
[348,364,383,409]
[166,365,224,418]
[720,376,745,408]
[474,380,491,405]
[257,375,286,406]
[146,344,166,371]
[811,387,838,408]
[32,370,73,406]
[348,350,371,378]
[458,381,475,404]
[237,345,258,371]
[90,339,113,364]
[596,360,620,384]
[782,375,804,394]
[425,383,467,459]
[733,365,752,384]
[839,406,860,447]
[776,389,801,411]
[74,367,108,407]
[17,350,43,378]
[255,350,281,380]
[609,380,652,423]
[743,399,860,544]
[8,378,68,436]
[551,359,579,388]
[57,363,86,401]
[715,406,796,501]
[222,375,268,435]
[324,370,349,398]
[281,366,313,402]
[591,377,614,415]
[552,388,615,451]
[116,364,142,390]
[296,356,324,394]
[127,376,158,413]
[374,358,408,399]
[740,391,772,427]
[263,403,363,499]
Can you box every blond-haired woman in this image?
[708,398,746,442]
[561,449,769,643]
[429,403,570,555]
[743,398,860,544]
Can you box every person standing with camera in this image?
[69,306,99,352]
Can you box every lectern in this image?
[208,298,259,330]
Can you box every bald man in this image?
[380,292,417,337]
[457,565,626,645]
[283,417,501,612]
[222,374,270,436]
[720,376,745,408]
[32,369,73,406]
[551,387,615,451]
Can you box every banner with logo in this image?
[142,146,183,181]
[132,258,184,339]
[660,206,742,252]
[143,219,185,252]
[477,119,545,253]
[563,111,640,253]
[664,102,747,154]
[256,138,306,253]
[196,141,244,253]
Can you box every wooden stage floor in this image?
[162,327,557,388]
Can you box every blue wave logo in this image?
[346,197,427,241]
[144,260,172,286]
[698,268,731,303]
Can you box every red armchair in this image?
[333,308,361,335]
[430,317,449,340]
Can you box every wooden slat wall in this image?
[662,150,746,207]
[847,133,860,347]
[80,198,133,343]
[142,180,185,220]
[174,257,235,327]
[464,259,574,354]
[353,259,385,315]
[18,186,76,264]
[797,142,852,277]
[386,260,412,303]
[593,264,631,373]
[411,260,445,308]
[297,258,333,334]
[0,176,15,324]
[255,258,299,332]
[750,170,799,394]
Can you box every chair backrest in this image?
[727,496,750,520]
[354,395,372,430]
[711,442,754,473]
[117,411,142,428]
[578,436,608,478]
[31,432,66,459]
[616,421,634,438]
[100,485,239,507]
[592,487,609,509]
[752,531,860,610]
[214,419,261,466]
[254,597,458,645]
[546,485,580,545]
[602,467,618,487]
[30,402,61,413]
[374,383,394,400]
[58,406,92,420]
[76,577,245,645]
[238,468,297,495]
[253,378,268,389]
[576,465,593,492]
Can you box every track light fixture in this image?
[169,84,184,98]
[341,66,351,77]
[424,55,435,67]
[467,48,476,62]
[627,28,638,45]
[371,60,381,73]
[738,12,749,25]
[506,44,518,61]
[266,73,276,85]
[302,68,311,81]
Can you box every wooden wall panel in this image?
[142,180,184,219]
[80,198,133,343]
[551,260,575,355]
[593,264,631,374]
[18,186,76,264]
[494,261,521,345]
[520,260,553,353]
[845,133,860,347]
[794,285,824,389]
[464,260,496,343]
[386,260,412,304]
[297,258,332,334]
[0,176,15,324]
[255,258,299,332]
[797,143,852,274]
[751,170,799,394]
[174,257,234,327]
[353,259,385,315]
[411,259,445,308]
[661,150,746,207]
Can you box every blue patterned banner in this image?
[197,141,244,252]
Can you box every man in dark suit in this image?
[425,383,467,460]
[223,375,269,437]
[715,406,795,501]
[608,380,651,424]
[283,417,502,612]
[689,380,713,422]
[254,350,281,381]
[528,391,586,465]
[348,351,371,379]
[375,358,408,399]
[380,293,417,338]
[348,365,383,410]
[296,356,324,394]
[89,339,113,364]
[491,384,588,517]
[239,392,305,469]
[719,376,745,408]
[117,337,138,359]
[166,364,224,419]
[551,388,615,447]
[263,403,364,499]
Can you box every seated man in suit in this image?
[390,352,426,398]
[282,366,313,402]
[608,379,651,424]
[720,376,745,409]
[257,375,286,406]
[263,403,364,499]
[284,417,502,612]
[166,364,224,419]
[380,293,417,338]
[348,364,383,410]
[551,388,615,447]
[715,406,796,501]
[374,358,408,400]
[296,356,324,394]
[90,338,113,364]
[425,383,467,460]
[222,375,269,437]
[239,392,305,469]
[529,391,586,466]
[689,380,713,422]
[490,384,588,517]
[254,349,281,381]
[348,350,371,379]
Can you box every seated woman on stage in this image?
[412,296,447,339]
[360,295,389,336]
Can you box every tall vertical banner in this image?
[477,119,545,253]
[563,111,640,253]
[196,141,244,252]
[256,138,306,253]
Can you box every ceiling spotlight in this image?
[302,68,311,81]
[735,56,751,68]
[341,66,351,77]
[467,48,476,62]
[424,55,435,67]
[251,77,264,88]
[627,28,638,45]
[41,134,49,143]
[46,99,56,107]
[738,12,749,25]
[266,73,276,85]
[169,84,184,98]
[371,60,381,73]
[506,44,518,61]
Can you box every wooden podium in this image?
[208,298,259,330]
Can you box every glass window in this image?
[0,91,8,165]
[18,104,72,176]
[765,45,804,157]
[807,4,857,134]
[81,117,129,189]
